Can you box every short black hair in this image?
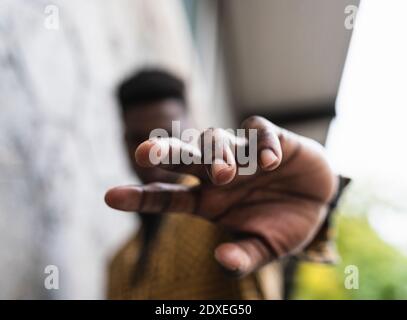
[117,69,186,111]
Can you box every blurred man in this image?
[108,70,268,299]
[107,69,349,299]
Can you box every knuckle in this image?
[241,115,263,128]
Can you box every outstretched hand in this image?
[105,116,338,276]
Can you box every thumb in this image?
[214,237,275,277]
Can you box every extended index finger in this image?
[105,183,199,214]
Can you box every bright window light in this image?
[327,0,407,253]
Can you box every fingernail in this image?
[212,159,232,184]
[105,186,143,211]
[215,246,251,274]
[260,149,278,169]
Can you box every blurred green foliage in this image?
[293,211,407,299]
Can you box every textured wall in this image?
[0,0,200,299]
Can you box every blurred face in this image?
[122,99,192,184]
